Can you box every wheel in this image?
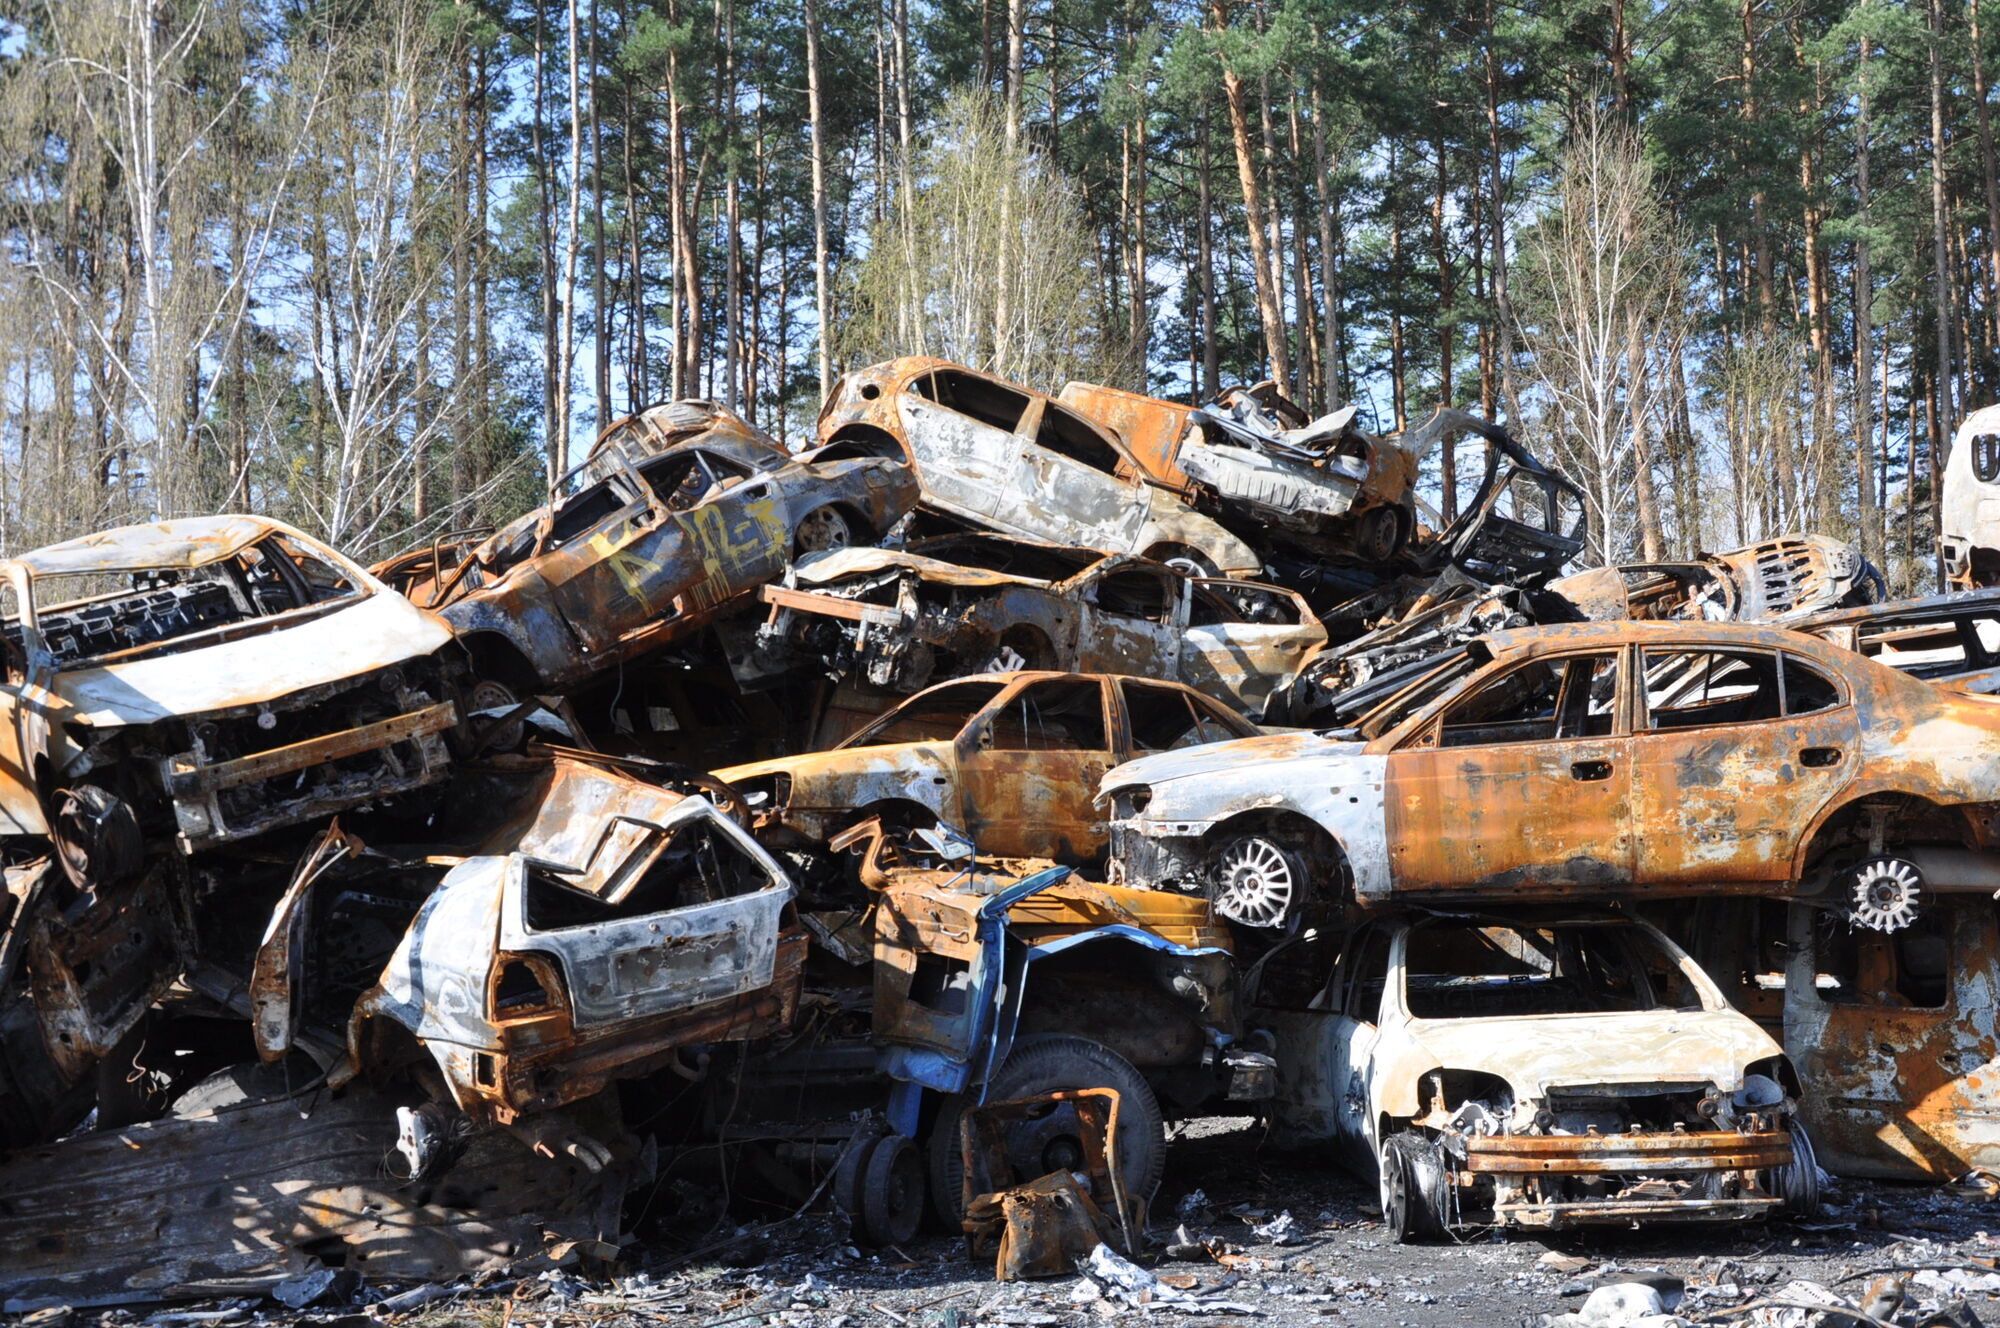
[1207,831,1308,929]
[463,678,526,754]
[1151,545,1220,579]
[1379,1131,1448,1242]
[860,1133,925,1246]
[795,506,857,555]
[170,1057,321,1117]
[832,1132,877,1233]
[51,785,143,890]
[1354,506,1405,563]
[927,1033,1165,1226]
[1767,1121,1822,1218]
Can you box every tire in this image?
[860,1133,925,1246]
[51,785,142,890]
[170,1058,321,1117]
[1380,1131,1448,1242]
[795,506,858,555]
[1354,506,1405,564]
[1207,831,1310,929]
[1767,1121,1822,1218]
[927,1033,1165,1227]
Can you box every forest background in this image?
[0,0,1979,591]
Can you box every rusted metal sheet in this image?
[374,402,917,693]
[1107,619,2000,914]
[818,358,1261,578]
[960,1089,1134,1279]
[719,671,1257,864]
[0,1081,629,1311]
[754,535,1323,718]
[0,517,457,864]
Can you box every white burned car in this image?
[0,516,457,881]
[1265,909,1819,1239]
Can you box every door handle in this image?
[1571,759,1613,782]
[1800,746,1842,768]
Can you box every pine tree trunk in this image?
[805,0,833,397]
[1311,82,1342,411]
[1212,1,1290,396]
[1853,11,1882,565]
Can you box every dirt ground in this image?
[383,1118,1999,1328]
[35,1117,2000,1327]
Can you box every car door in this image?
[1008,400,1152,553]
[539,457,681,655]
[1783,896,1998,1180]
[1180,581,1323,717]
[1627,645,1856,887]
[953,677,1115,860]
[1061,562,1181,674]
[897,384,1016,520]
[670,447,790,614]
[1384,649,1634,894]
[1267,924,1394,1167]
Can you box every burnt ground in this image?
[36,1118,2000,1328]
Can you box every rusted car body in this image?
[1284,535,1885,727]
[717,671,1258,865]
[1104,620,2000,928]
[815,358,1261,578]
[340,758,802,1130]
[1941,403,2000,588]
[1791,589,2000,695]
[0,516,456,875]
[375,402,916,693]
[1058,383,1588,586]
[753,534,1324,718]
[1264,909,1815,1238]
[1670,892,2000,1184]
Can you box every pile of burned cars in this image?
[7,363,1990,1312]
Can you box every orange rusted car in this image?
[1104,619,2000,929]
[717,671,1259,865]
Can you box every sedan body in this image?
[754,534,1324,718]
[376,402,917,693]
[718,671,1259,864]
[1104,619,2000,926]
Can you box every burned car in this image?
[814,358,1261,579]
[1284,534,1886,728]
[340,758,803,1143]
[1941,403,2000,588]
[754,534,1324,718]
[1264,909,1816,1239]
[1105,620,2000,927]
[375,402,917,695]
[0,516,456,879]
[1059,384,1587,590]
[718,671,1258,867]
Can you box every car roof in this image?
[7,515,294,577]
[1478,617,1841,656]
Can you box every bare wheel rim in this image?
[797,507,854,553]
[1212,835,1297,928]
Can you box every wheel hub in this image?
[1848,856,1922,933]
[1212,837,1297,928]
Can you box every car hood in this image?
[55,591,454,727]
[1400,1008,1785,1101]
[791,546,1049,591]
[717,740,955,788]
[1102,730,1365,791]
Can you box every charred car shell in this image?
[754,534,1324,719]
[1265,909,1815,1237]
[816,358,1261,579]
[0,516,455,875]
[376,402,917,694]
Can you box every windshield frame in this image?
[1389,914,1723,1024]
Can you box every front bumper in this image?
[1463,1129,1793,1229]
